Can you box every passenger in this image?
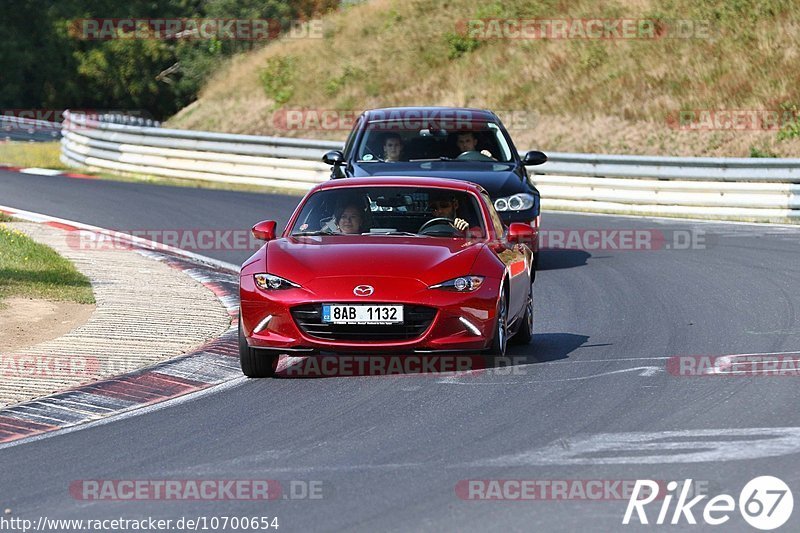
[334,203,366,234]
[383,133,404,162]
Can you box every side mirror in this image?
[522,150,547,166]
[252,220,277,241]
[322,150,344,166]
[507,222,533,244]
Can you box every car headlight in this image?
[254,273,301,290]
[494,193,535,212]
[429,276,485,292]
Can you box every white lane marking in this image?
[19,168,63,176]
[0,204,240,273]
[703,349,800,357]
[542,208,800,230]
[0,377,248,451]
[534,356,674,363]
[475,427,800,466]
[528,350,800,365]
[438,366,662,385]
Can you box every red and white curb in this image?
[0,205,242,445]
[0,163,97,180]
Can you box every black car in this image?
[322,107,547,258]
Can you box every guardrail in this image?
[61,111,335,190]
[60,111,800,220]
[2,115,61,142]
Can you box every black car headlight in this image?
[494,193,535,212]
[254,273,301,290]
[429,276,485,292]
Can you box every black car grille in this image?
[291,304,436,341]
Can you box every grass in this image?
[0,141,68,170]
[0,224,95,306]
[166,0,800,157]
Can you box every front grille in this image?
[291,304,436,341]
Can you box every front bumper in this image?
[240,276,501,353]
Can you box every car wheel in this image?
[238,316,279,378]
[512,280,534,345]
[487,287,509,362]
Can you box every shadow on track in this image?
[537,248,591,271]
[272,333,592,378]
[507,332,592,364]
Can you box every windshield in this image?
[290,186,487,239]
[355,120,513,163]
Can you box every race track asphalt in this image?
[1,170,800,532]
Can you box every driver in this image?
[383,133,404,162]
[428,191,469,232]
[456,132,495,159]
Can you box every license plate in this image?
[322,304,403,324]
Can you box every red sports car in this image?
[238,177,535,377]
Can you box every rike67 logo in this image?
[624,476,793,530]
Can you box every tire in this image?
[512,279,534,345]
[238,316,279,378]
[486,287,509,364]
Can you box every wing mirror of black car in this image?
[252,220,277,241]
[322,150,344,166]
[522,150,548,166]
[507,222,534,244]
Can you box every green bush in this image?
[324,65,366,97]
[749,146,777,158]
[444,32,481,59]
[259,57,296,106]
[777,104,800,141]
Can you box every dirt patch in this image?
[0,297,95,353]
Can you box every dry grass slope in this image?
[168,0,800,157]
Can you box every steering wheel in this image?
[418,217,456,234]
[455,150,495,162]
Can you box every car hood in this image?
[351,161,526,196]
[265,236,484,289]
